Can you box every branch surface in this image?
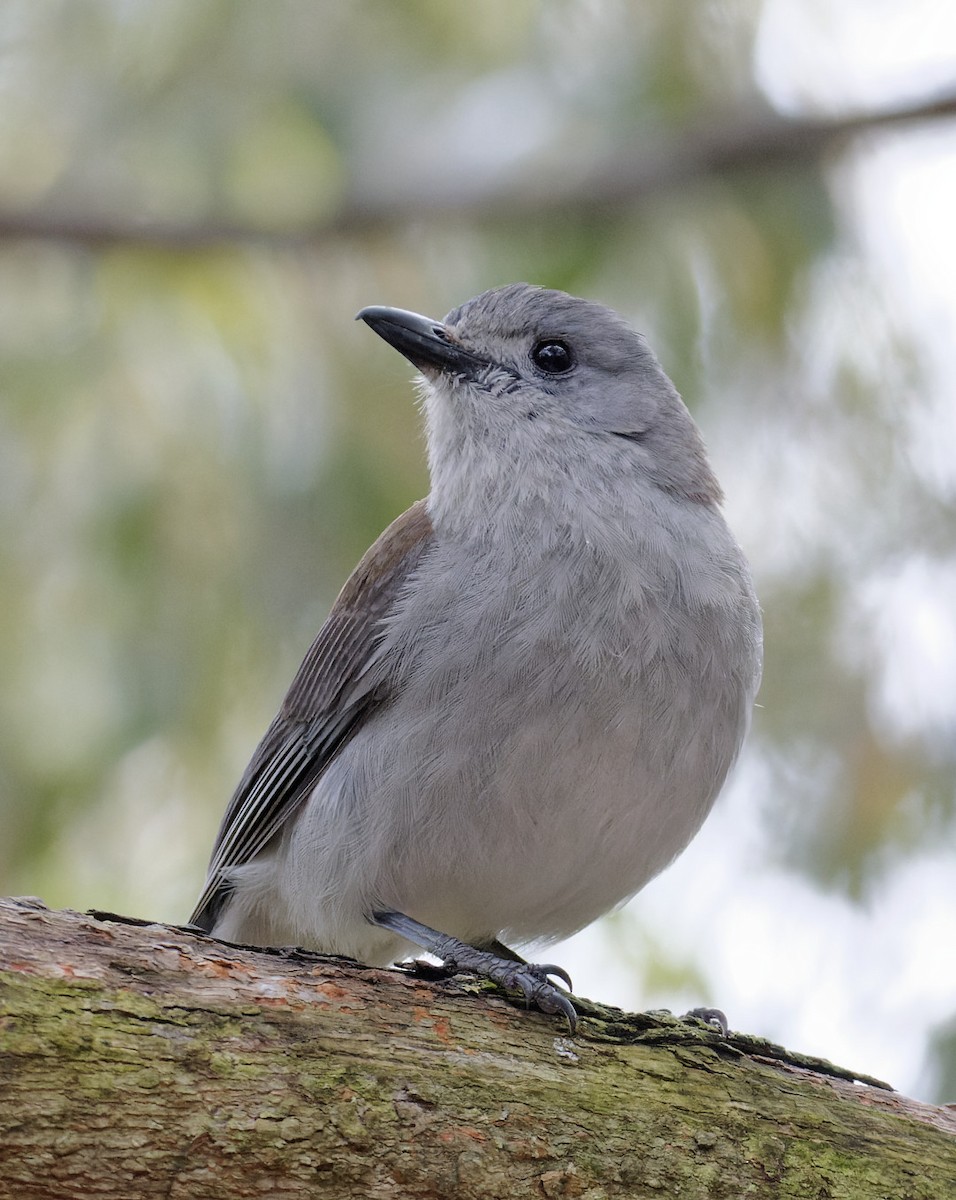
[1,896,954,1199]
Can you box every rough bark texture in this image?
[1,896,953,1199]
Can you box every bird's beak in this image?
[357,306,486,377]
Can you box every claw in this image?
[533,963,574,992]
[535,986,578,1033]
[371,909,578,1031]
[683,1006,729,1036]
[499,963,577,1033]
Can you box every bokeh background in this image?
[1,0,954,1102]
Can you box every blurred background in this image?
[1,0,954,1102]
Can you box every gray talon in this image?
[683,1006,729,1036]
[534,963,574,991]
[498,963,577,1032]
[536,986,578,1033]
[371,909,577,1030]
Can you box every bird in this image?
[190,283,762,1029]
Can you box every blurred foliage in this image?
[0,0,953,1099]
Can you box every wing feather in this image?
[189,499,433,930]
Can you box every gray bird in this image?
[190,283,762,1028]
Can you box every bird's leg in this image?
[403,935,525,979]
[371,909,577,1032]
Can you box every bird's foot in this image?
[372,909,577,1032]
[682,1006,729,1036]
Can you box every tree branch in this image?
[1,896,954,1198]
[0,90,954,252]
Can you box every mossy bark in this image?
[1,896,953,1199]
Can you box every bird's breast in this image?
[353,526,759,943]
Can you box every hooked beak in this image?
[357,305,486,377]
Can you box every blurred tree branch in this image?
[0,90,953,252]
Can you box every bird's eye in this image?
[531,339,575,375]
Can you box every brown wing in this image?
[189,500,434,931]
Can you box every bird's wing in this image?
[189,499,434,931]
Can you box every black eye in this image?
[531,339,575,375]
